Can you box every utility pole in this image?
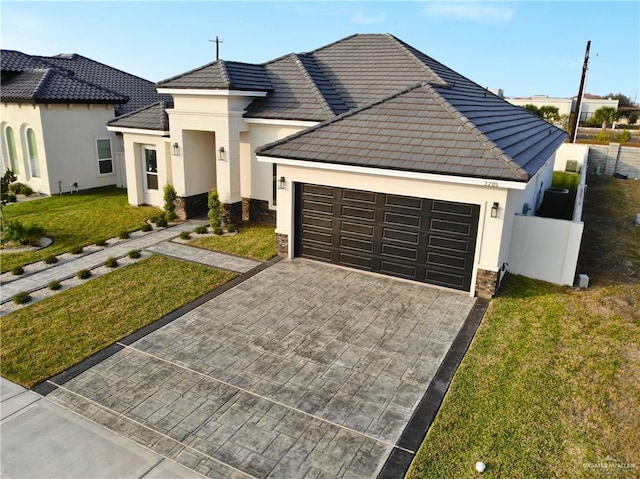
[570,41,591,143]
[209,36,224,61]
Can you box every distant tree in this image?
[1,169,17,230]
[560,113,572,131]
[605,92,634,108]
[629,111,638,125]
[540,105,561,124]
[524,104,542,117]
[592,106,620,130]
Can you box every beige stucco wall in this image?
[1,102,120,195]
[273,163,512,297]
[121,133,170,207]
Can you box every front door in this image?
[142,146,159,205]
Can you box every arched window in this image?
[26,128,40,178]
[4,126,19,174]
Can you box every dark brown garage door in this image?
[295,184,480,291]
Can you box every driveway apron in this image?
[46,259,476,478]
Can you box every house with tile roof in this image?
[0,50,167,195]
[108,33,574,297]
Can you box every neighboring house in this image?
[507,94,619,122]
[108,34,568,297]
[0,50,168,194]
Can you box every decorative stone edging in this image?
[0,236,53,255]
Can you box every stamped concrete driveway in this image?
[48,259,476,478]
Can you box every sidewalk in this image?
[1,221,232,304]
[0,378,204,479]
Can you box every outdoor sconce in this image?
[491,202,499,218]
[218,146,225,161]
[172,143,180,156]
[278,176,286,190]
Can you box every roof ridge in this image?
[292,53,337,118]
[32,68,54,101]
[257,83,425,154]
[386,34,449,88]
[217,60,232,88]
[421,83,530,180]
[106,100,166,125]
[157,60,219,86]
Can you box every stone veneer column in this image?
[275,233,288,256]
[475,269,499,299]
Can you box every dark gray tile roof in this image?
[107,100,173,131]
[256,83,567,182]
[157,60,272,91]
[1,50,168,115]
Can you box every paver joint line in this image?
[116,341,414,455]
[46,380,258,479]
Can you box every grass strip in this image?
[0,255,236,388]
[188,222,276,261]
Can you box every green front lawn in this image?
[1,188,160,272]
[408,176,640,478]
[0,255,236,388]
[188,222,276,261]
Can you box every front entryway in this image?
[295,184,480,291]
[142,145,159,205]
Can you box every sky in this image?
[1,1,639,101]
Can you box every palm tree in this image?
[592,106,619,130]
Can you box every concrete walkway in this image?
[1,378,204,479]
[1,222,258,304]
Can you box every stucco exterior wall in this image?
[121,133,170,207]
[274,163,511,297]
[554,143,589,172]
[1,103,120,195]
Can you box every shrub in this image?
[617,130,632,143]
[104,257,118,268]
[76,269,91,279]
[8,193,17,203]
[149,215,159,224]
[208,188,222,231]
[155,217,168,227]
[8,182,26,195]
[227,224,237,233]
[44,255,58,264]
[2,220,45,246]
[119,231,130,240]
[48,280,61,291]
[194,225,208,234]
[71,246,83,255]
[95,238,107,247]
[593,130,615,143]
[213,226,223,235]
[128,249,141,259]
[141,223,152,232]
[11,266,24,275]
[179,231,191,240]
[163,184,178,221]
[22,186,33,197]
[13,291,31,304]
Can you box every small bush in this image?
[8,182,26,195]
[128,249,141,259]
[141,223,152,232]
[163,184,178,221]
[76,269,91,279]
[22,186,33,197]
[617,129,632,143]
[194,225,208,234]
[11,266,24,276]
[213,227,223,235]
[227,224,237,233]
[71,246,83,255]
[593,130,615,143]
[44,255,58,264]
[13,291,31,304]
[149,215,159,224]
[8,193,17,203]
[104,257,118,268]
[48,280,61,291]
[95,238,107,247]
[3,220,45,245]
[179,231,191,240]
[118,231,130,240]
[155,217,168,227]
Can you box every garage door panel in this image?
[297,183,479,292]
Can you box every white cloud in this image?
[351,10,386,25]
[425,2,516,24]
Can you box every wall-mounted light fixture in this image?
[278,176,286,190]
[491,202,499,218]
[172,142,180,156]
[218,146,225,161]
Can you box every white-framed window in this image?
[144,147,158,190]
[96,139,114,175]
[4,126,19,174]
[26,128,40,178]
